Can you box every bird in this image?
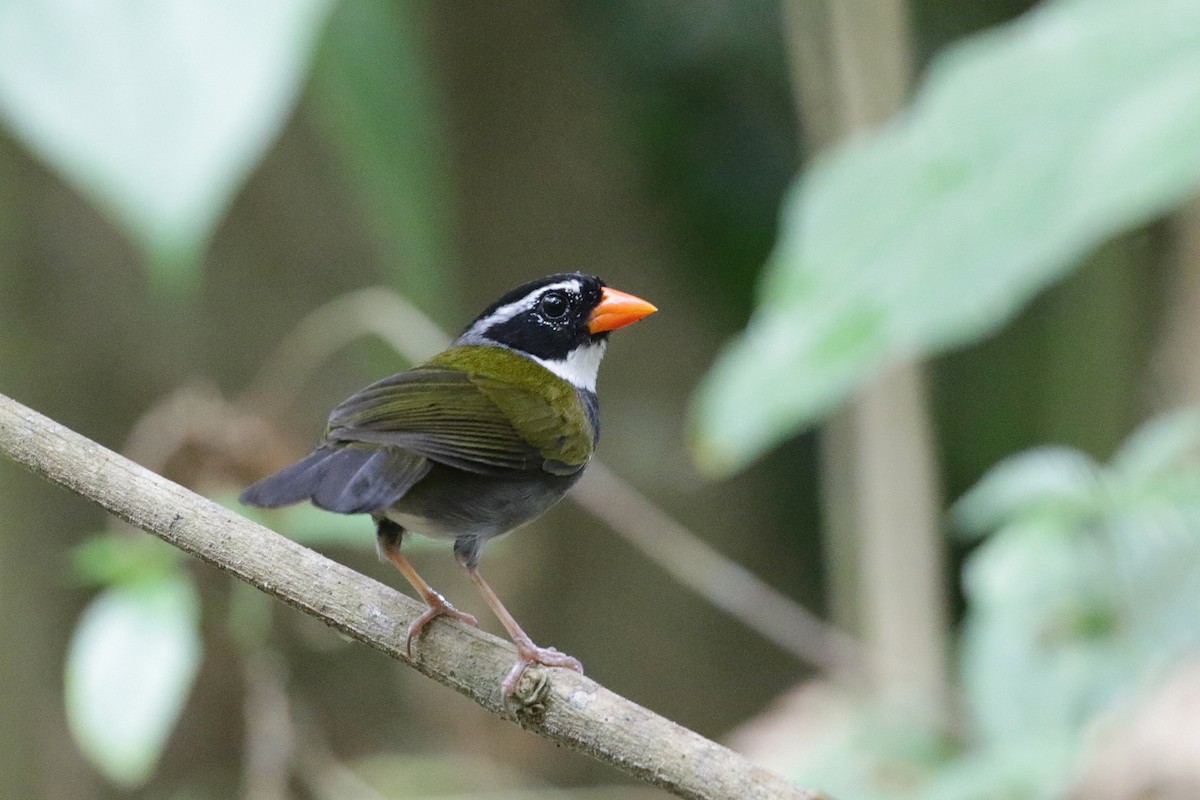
[240,273,656,695]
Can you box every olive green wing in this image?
[325,367,592,477]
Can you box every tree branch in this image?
[0,391,822,800]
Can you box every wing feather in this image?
[325,366,589,476]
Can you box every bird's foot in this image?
[404,594,478,657]
[501,635,583,696]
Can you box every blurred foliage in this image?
[693,0,1200,473]
[0,0,331,290]
[799,410,1200,799]
[72,533,181,587]
[62,493,446,786]
[959,410,1200,746]
[0,0,1197,798]
[65,573,201,787]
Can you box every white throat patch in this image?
[530,340,606,392]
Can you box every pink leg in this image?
[380,542,477,656]
[468,567,583,695]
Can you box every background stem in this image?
[784,0,951,711]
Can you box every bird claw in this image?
[501,637,584,696]
[404,595,478,657]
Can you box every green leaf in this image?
[1110,407,1200,481]
[693,0,1200,473]
[952,447,1102,537]
[959,524,1132,742]
[0,0,332,290]
[955,410,1200,750]
[796,703,950,800]
[917,736,1077,800]
[65,573,202,787]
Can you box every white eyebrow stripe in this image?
[466,278,583,336]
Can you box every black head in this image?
[459,273,608,361]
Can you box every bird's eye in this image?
[539,291,568,319]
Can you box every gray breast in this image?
[382,463,584,543]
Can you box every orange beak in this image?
[587,287,657,334]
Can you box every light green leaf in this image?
[693,0,1200,473]
[952,446,1102,537]
[917,737,1077,800]
[1110,407,1200,481]
[959,524,1130,742]
[795,700,949,800]
[955,410,1200,749]
[65,573,202,787]
[0,0,332,289]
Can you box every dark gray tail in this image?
[240,445,430,515]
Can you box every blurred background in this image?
[2,0,1200,798]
